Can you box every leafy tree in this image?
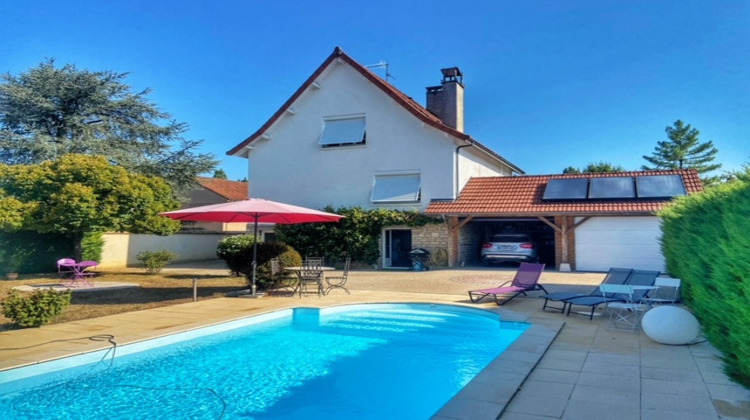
[562,162,625,174]
[642,120,721,184]
[0,60,217,193]
[0,154,181,260]
[212,169,228,179]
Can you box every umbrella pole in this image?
[252,217,259,296]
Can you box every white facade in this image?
[238,59,513,212]
[575,216,665,272]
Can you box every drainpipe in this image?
[455,142,473,198]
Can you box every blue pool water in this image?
[0,303,528,419]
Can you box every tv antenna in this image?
[365,61,395,83]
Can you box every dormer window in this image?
[371,173,421,203]
[319,116,366,147]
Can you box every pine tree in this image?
[642,120,721,185]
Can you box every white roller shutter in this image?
[575,216,665,272]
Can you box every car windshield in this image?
[491,235,531,242]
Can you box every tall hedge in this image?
[659,180,750,386]
[0,230,104,273]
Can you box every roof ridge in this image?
[471,169,699,180]
[226,47,523,173]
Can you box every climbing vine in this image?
[274,206,441,265]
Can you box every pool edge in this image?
[431,318,564,420]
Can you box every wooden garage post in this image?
[537,216,591,271]
[447,216,473,267]
[560,217,570,271]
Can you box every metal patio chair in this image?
[325,257,351,295]
[299,258,324,297]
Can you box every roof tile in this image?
[196,177,249,201]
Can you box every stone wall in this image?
[411,223,450,255]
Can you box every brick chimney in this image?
[426,67,464,132]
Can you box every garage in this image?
[575,216,664,272]
[426,169,703,271]
[471,218,555,267]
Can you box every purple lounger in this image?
[468,263,547,305]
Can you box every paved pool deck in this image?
[1,263,748,419]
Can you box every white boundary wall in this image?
[101,233,238,268]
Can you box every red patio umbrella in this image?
[160,198,344,296]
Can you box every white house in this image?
[228,47,522,268]
[227,47,703,272]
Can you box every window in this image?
[319,116,366,147]
[371,173,421,203]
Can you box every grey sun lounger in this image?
[541,268,633,313]
[564,269,661,319]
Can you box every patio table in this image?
[284,266,335,297]
[60,260,98,287]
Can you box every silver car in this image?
[480,234,538,265]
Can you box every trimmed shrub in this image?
[216,235,256,275]
[136,250,178,274]
[255,245,302,290]
[216,235,302,289]
[659,179,750,386]
[2,290,72,327]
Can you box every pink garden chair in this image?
[468,262,547,305]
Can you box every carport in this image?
[425,169,703,271]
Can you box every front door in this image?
[384,229,412,268]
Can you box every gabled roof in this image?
[226,47,523,174]
[196,177,249,201]
[425,169,703,217]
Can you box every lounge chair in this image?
[468,263,547,305]
[564,269,661,319]
[541,267,633,313]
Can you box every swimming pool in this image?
[0,303,528,419]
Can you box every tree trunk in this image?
[72,232,84,261]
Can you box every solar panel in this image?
[588,177,635,199]
[543,178,589,200]
[636,175,686,198]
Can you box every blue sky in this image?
[2,1,748,181]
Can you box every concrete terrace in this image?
[0,263,748,419]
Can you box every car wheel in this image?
[481,257,490,267]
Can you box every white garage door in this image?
[575,216,665,272]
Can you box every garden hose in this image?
[430,248,448,266]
